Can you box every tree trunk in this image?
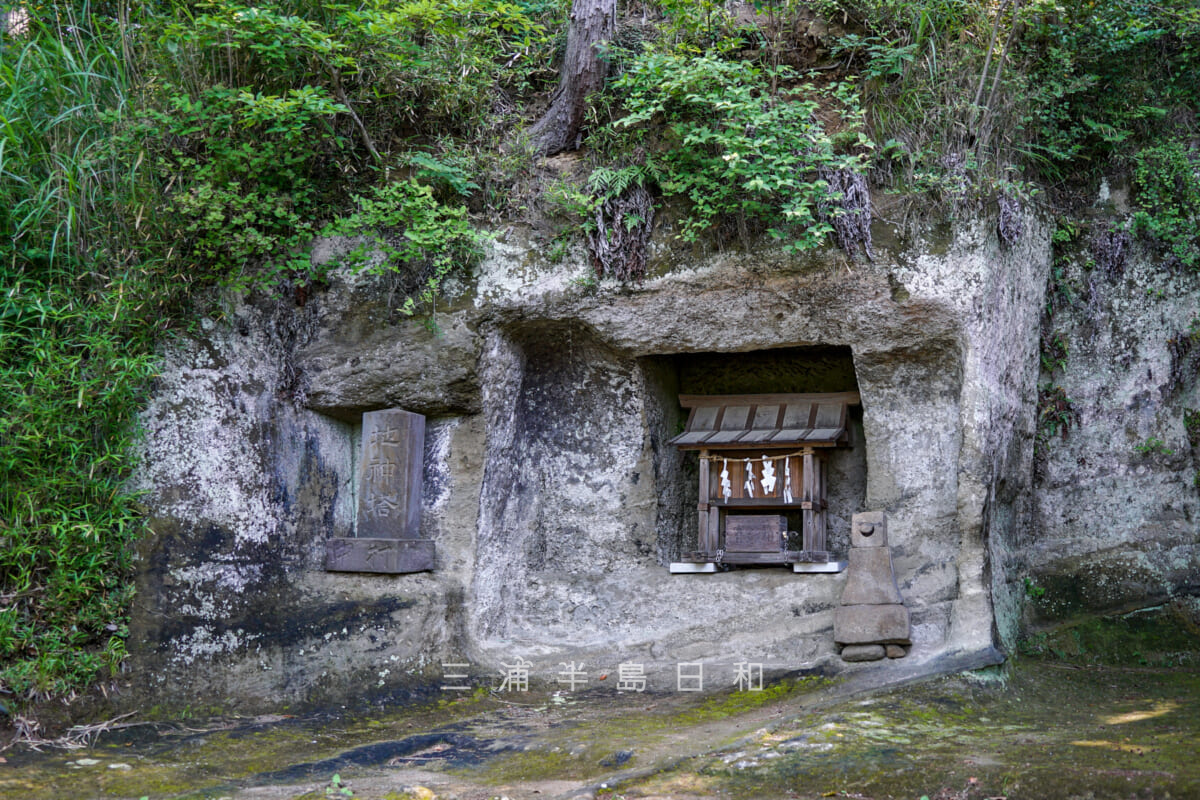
[527,0,616,156]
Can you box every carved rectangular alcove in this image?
[668,391,861,568]
[640,346,866,567]
[326,408,435,573]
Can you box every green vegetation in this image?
[1019,601,1200,667]
[1039,330,1068,375]
[116,0,524,296]
[1132,142,1200,269]
[673,674,832,723]
[321,180,484,315]
[0,0,541,707]
[1134,437,1174,457]
[1036,384,1078,452]
[702,662,1200,800]
[0,6,163,701]
[325,773,354,797]
[837,0,1199,199]
[604,51,871,251]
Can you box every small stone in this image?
[840,644,886,662]
[107,763,132,770]
[75,758,100,766]
[599,749,633,767]
[886,644,908,659]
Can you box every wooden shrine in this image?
[668,392,860,568]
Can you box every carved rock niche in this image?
[326,408,435,573]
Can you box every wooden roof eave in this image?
[668,391,860,451]
[677,391,861,408]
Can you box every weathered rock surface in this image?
[125,211,1067,711]
[1028,222,1200,627]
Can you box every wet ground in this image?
[2,656,1198,800]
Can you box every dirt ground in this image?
[2,654,1198,800]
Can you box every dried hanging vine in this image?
[587,183,655,282]
[819,167,873,261]
[997,191,1024,248]
[1090,227,1130,282]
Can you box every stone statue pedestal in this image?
[834,511,909,661]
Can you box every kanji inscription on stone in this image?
[357,408,423,539]
[327,407,434,573]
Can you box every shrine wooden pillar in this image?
[801,449,827,555]
[698,448,713,553]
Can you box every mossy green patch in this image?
[7,652,1200,800]
[1027,553,1171,622]
[464,675,835,789]
[622,663,1200,800]
[481,747,601,783]
[672,675,834,725]
[1021,599,1200,666]
[0,688,513,799]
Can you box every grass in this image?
[0,7,164,702]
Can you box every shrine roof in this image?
[668,392,860,450]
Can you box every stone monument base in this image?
[326,537,435,573]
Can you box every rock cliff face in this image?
[122,209,1196,711]
[1028,224,1200,627]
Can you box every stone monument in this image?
[834,511,910,661]
[325,408,435,573]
